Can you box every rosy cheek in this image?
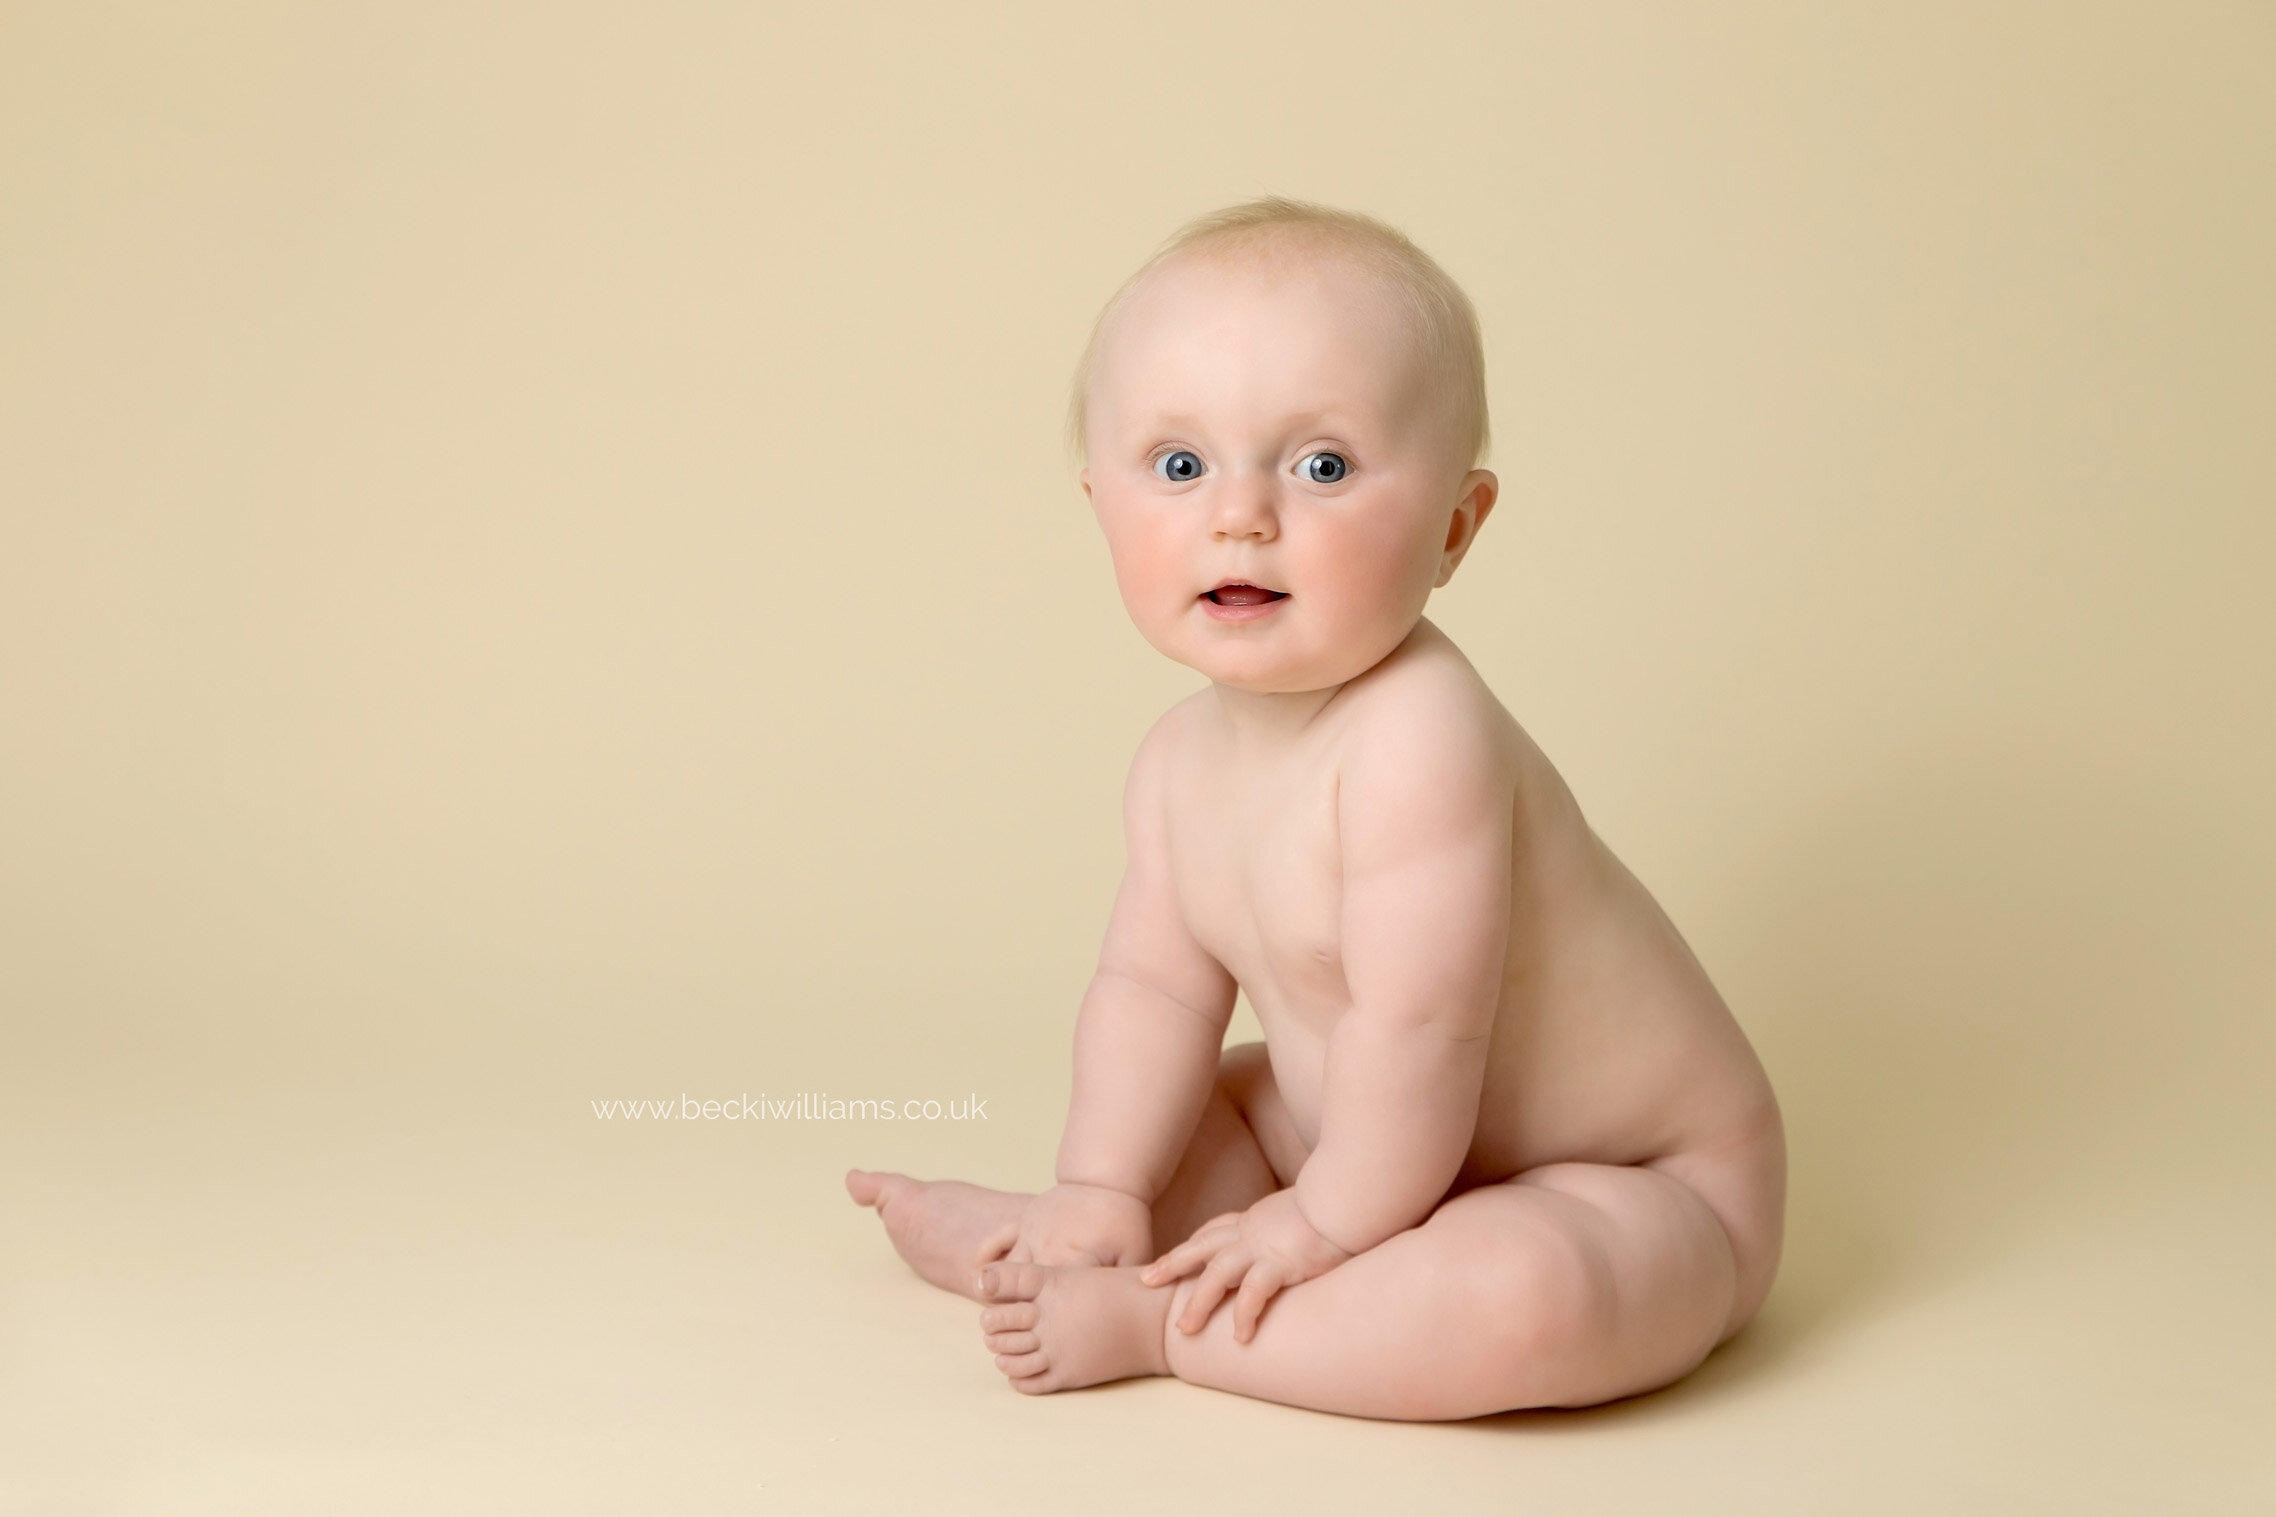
[1298,536,1374,600]
[1148,524,1197,587]
[1106,519,1184,612]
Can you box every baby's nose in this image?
[1207,477,1280,539]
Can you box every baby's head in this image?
[1072,198,1499,696]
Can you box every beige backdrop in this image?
[3,3,2271,1512]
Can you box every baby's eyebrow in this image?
[1131,408,1367,444]
[1138,412,1212,437]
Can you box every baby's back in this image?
[1470,709,1776,1183]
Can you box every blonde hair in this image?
[1067,196,1490,466]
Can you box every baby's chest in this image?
[1166,770,1348,1004]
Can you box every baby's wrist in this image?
[1287,1183,1365,1258]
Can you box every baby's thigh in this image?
[1216,1042,1311,1188]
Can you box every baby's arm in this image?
[1293,718,1511,1250]
[999,716,1236,1267]
[1146,706,1511,1337]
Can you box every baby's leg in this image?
[1175,1160,1747,1416]
[983,1156,1763,1416]
[842,1171,1028,1296]
[847,1043,1288,1299]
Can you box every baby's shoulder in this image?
[1134,688,1216,762]
[1333,623,1521,784]
[1120,689,1215,802]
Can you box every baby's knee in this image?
[1469,1225,1616,1367]
[1213,1042,1307,1186]
[1215,1039,1269,1080]
[1214,1041,1276,1118]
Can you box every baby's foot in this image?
[976,1261,1173,1395]
[845,1169,1028,1300]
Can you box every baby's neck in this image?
[1207,681,1345,748]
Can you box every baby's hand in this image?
[1139,1189,1352,1343]
[980,1182,1152,1270]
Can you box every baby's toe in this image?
[994,1348,1050,1380]
[979,1301,1038,1334]
[977,1261,1048,1303]
[985,1330,1039,1356]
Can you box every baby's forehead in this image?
[1123,240,1413,336]
[1103,246,1431,394]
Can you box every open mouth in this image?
[1204,582,1289,607]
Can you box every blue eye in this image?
[1154,450,1204,483]
[1300,452,1348,483]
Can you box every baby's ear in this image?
[1460,468,1499,523]
[1435,470,1499,586]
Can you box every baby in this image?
[848,198,1784,1420]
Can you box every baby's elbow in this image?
[1363,998,1496,1052]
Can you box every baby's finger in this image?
[1141,1217,1237,1286]
[1140,1233,1217,1286]
[1139,1248,1195,1286]
[1176,1252,1249,1335]
[1230,1264,1284,1344]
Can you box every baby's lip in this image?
[1204,580,1288,606]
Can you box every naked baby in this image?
[848,198,1784,1420]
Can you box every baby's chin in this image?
[1159,619,1420,695]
